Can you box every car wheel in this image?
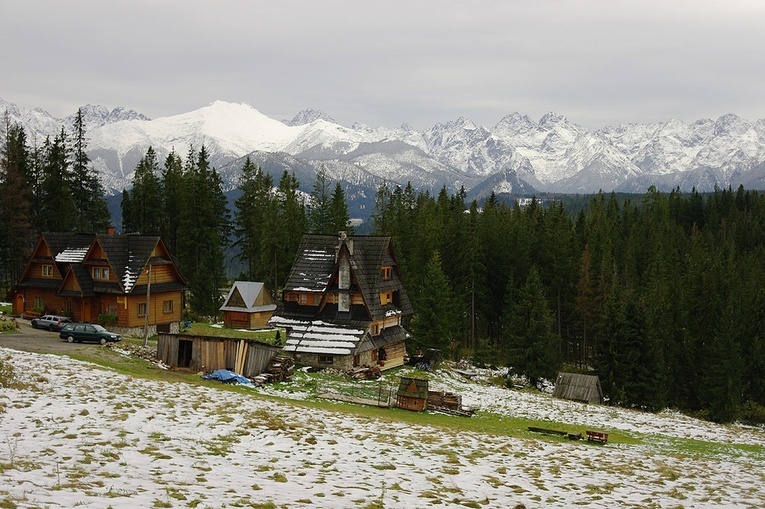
[67,335,75,343]
[31,321,37,329]
[100,337,107,345]
[49,324,56,331]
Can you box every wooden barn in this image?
[552,372,604,404]
[156,333,281,378]
[269,232,413,372]
[396,376,429,412]
[220,281,276,329]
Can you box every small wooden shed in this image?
[396,376,429,412]
[220,281,276,329]
[157,333,281,378]
[552,372,604,404]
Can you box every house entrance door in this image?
[82,299,91,323]
[15,295,24,315]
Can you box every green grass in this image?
[43,336,765,463]
[183,322,283,345]
[0,303,11,315]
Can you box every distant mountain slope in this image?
[4,98,765,208]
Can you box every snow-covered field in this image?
[1,346,764,508]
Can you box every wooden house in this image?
[269,232,413,372]
[552,372,604,404]
[8,232,187,335]
[396,376,429,412]
[220,281,276,329]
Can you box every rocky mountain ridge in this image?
[3,97,765,201]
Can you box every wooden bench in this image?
[586,430,609,444]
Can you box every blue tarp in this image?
[201,369,251,385]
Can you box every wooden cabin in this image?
[8,232,187,335]
[396,376,429,412]
[552,372,604,404]
[220,281,276,329]
[269,232,413,372]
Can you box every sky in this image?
[2,1,765,131]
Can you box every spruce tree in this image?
[233,157,276,281]
[308,165,332,233]
[39,130,75,231]
[275,170,307,289]
[329,182,352,234]
[126,147,163,234]
[409,251,458,357]
[504,266,561,386]
[70,109,110,232]
[0,120,34,291]
[160,150,184,255]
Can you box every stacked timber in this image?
[348,366,382,380]
[427,390,474,416]
[251,355,295,386]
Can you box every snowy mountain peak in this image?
[284,108,337,126]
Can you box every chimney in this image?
[337,231,353,258]
[106,226,115,235]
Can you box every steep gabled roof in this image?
[96,235,161,293]
[220,281,276,313]
[280,233,413,322]
[283,235,337,293]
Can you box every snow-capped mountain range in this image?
[4,97,765,204]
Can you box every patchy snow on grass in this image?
[1,347,764,508]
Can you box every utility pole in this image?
[143,263,151,347]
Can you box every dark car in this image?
[31,314,71,331]
[59,323,122,345]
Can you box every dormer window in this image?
[42,264,53,277]
[381,266,392,279]
[93,267,109,280]
[380,291,393,305]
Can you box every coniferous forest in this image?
[3,118,765,424]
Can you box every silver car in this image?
[30,314,71,331]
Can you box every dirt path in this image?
[0,319,97,355]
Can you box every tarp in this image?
[201,369,251,385]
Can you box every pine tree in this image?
[160,150,184,255]
[409,251,458,357]
[70,109,110,232]
[308,165,332,233]
[0,119,34,291]
[126,147,163,234]
[275,170,307,289]
[233,157,277,281]
[504,266,561,386]
[329,182,352,234]
[38,129,75,231]
[176,146,230,316]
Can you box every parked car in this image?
[59,323,122,345]
[31,314,71,331]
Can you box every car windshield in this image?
[92,324,107,332]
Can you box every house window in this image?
[34,297,44,309]
[163,300,173,314]
[105,304,118,315]
[380,291,393,305]
[138,302,147,317]
[318,355,334,365]
[92,267,109,279]
[371,323,380,336]
[300,293,307,304]
[42,264,53,277]
[381,266,392,279]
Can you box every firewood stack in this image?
[348,365,382,380]
[251,355,295,386]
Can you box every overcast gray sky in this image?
[3,1,764,130]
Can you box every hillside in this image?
[1,345,763,508]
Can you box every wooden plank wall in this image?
[157,333,280,376]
